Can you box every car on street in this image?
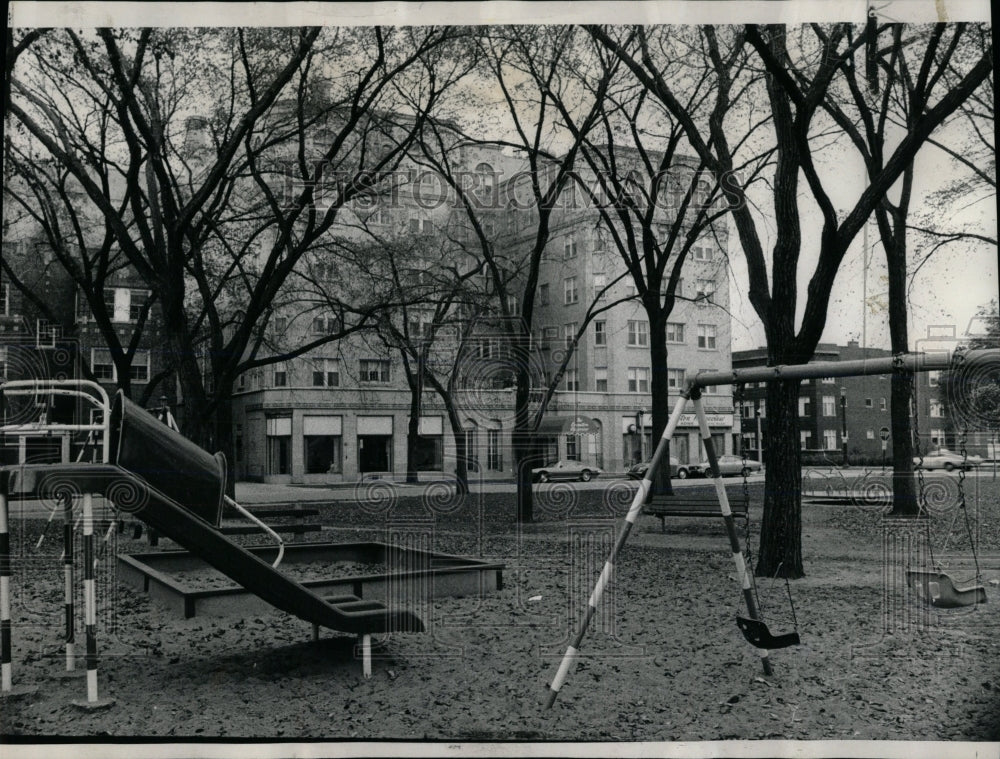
[531,460,603,483]
[692,454,763,478]
[913,448,983,471]
[626,457,693,480]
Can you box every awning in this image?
[536,416,601,435]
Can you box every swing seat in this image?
[906,570,987,609]
[736,616,800,650]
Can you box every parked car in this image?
[532,460,603,483]
[913,448,983,471]
[626,457,693,480]
[694,454,763,478]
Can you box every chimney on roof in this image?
[847,339,859,348]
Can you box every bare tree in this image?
[6,26,467,489]
[592,22,992,576]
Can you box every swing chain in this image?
[952,349,982,585]
[735,382,766,617]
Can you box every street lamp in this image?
[840,387,849,467]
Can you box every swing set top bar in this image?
[687,348,998,391]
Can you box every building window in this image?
[695,279,716,300]
[593,272,606,300]
[759,401,766,418]
[0,283,8,316]
[312,315,340,335]
[928,371,940,387]
[667,368,685,390]
[273,366,288,387]
[594,321,606,346]
[564,276,579,304]
[313,358,340,387]
[823,429,838,450]
[930,428,945,447]
[822,396,836,417]
[128,351,150,383]
[800,431,811,448]
[880,397,887,411]
[566,434,580,461]
[697,323,717,349]
[408,217,434,235]
[564,369,579,391]
[564,323,577,347]
[692,245,713,262]
[128,290,150,322]
[266,416,292,475]
[866,429,875,439]
[360,359,390,383]
[628,367,650,394]
[274,316,288,332]
[595,368,608,392]
[865,398,873,408]
[91,349,114,381]
[929,399,944,418]
[702,382,719,395]
[487,427,502,471]
[626,280,638,297]
[539,284,550,306]
[103,287,136,323]
[821,376,837,384]
[666,322,685,343]
[304,416,343,474]
[798,397,810,417]
[627,320,649,347]
[564,236,577,259]
[507,294,518,313]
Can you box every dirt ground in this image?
[2,476,999,747]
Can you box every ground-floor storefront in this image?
[230,388,738,484]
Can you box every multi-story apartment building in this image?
[3,110,738,483]
[732,340,971,464]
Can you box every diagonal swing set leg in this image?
[545,393,775,710]
[544,394,691,709]
[691,393,774,675]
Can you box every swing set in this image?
[545,347,996,708]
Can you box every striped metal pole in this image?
[360,634,372,679]
[691,394,772,676]
[1,481,37,700]
[62,493,77,674]
[71,493,113,710]
[545,394,689,708]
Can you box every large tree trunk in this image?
[756,378,804,578]
[883,218,919,516]
[647,314,674,498]
[406,392,421,485]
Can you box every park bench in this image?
[643,494,749,533]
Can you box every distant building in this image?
[732,340,979,464]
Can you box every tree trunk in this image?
[513,428,540,523]
[884,222,919,516]
[406,392,421,485]
[451,426,469,496]
[756,378,804,578]
[647,314,674,498]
